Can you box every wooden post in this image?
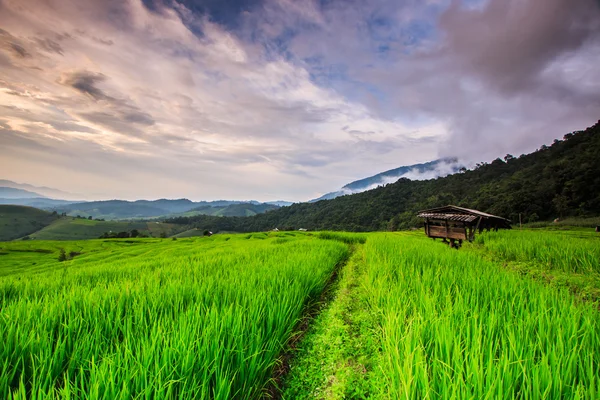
[475,216,483,235]
[519,213,522,230]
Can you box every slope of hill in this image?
[29,218,182,240]
[52,199,281,220]
[0,205,59,241]
[311,157,463,202]
[190,202,280,217]
[168,120,600,232]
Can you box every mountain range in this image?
[51,199,281,220]
[1,159,464,219]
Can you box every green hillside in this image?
[168,120,600,232]
[28,217,183,240]
[0,205,59,241]
[52,199,280,220]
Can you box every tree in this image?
[130,229,140,238]
[58,249,67,262]
[387,215,399,231]
[88,216,93,220]
[552,195,569,218]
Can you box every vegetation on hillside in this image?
[51,199,280,220]
[0,205,59,241]
[167,120,600,232]
[27,217,183,241]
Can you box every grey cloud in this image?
[48,121,99,134]
[123,111,155,126]
[77,111,149,138]
[59,70,156,130]
[0,28,31,60]
[60,70,111,101]
[9,42,30,58]
[440,0,600,94]
[92,36,114,46]
[33,37,64,55]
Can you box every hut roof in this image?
[417,205,511,228]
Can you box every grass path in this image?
[280,244,384,399]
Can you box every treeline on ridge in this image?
[166,120,600,232]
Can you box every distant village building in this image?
[417,205,511,248]
[272,228,279,232]
[298,228,307,231]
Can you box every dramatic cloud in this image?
[0,0,598,201]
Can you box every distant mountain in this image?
[0,180,81,200]
[52,199,280,220]
[311,158,463,202]
[0,187,46,199]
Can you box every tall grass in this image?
[365,234,600,399]
[475,230,600,274]
[317,231,367,244]
[0,236,348,399]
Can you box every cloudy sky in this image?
[1,0,599,202]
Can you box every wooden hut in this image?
[417,205,511,248]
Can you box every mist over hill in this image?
[311,158,463,202]
[0,180,81,200]
[0,187,46,199]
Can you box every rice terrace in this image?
[1,226,600,399]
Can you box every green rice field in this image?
[1,229,600,399]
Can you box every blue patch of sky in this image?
[365,11,438,58]
[462,0,490,10]
[142,0,264,38]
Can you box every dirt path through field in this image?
[271,243,383,399]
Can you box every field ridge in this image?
[266,243,355,398]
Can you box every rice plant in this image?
[475,230,600,274]
[364,233,600,399]
[0,235,348,399]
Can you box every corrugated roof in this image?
[417,205,510,222]
[417,212,479,222]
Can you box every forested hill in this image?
[168,120,600,232]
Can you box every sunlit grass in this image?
[0,235,348,399]
[475,230,600,274]
[364,233,600,399]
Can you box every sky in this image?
[1,0,599,202]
